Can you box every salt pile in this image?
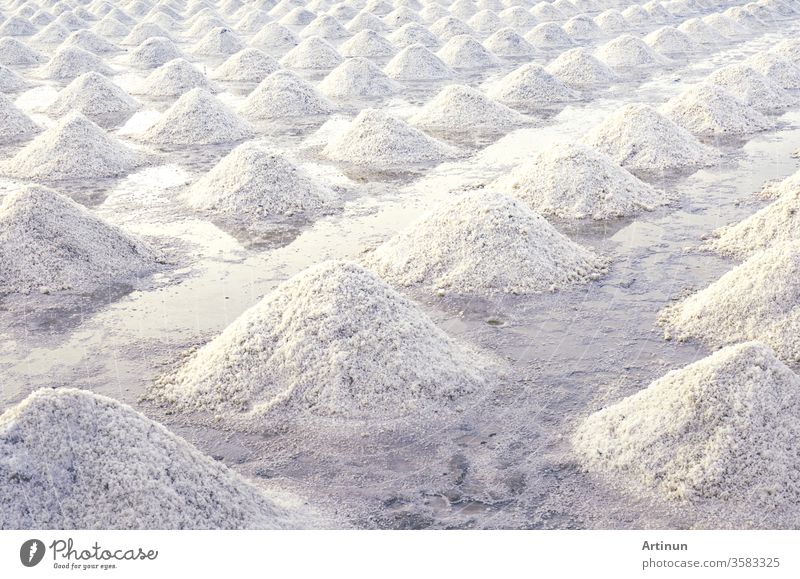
[387,23,441,48]
[345,11,388,34]
[321,108,457,171]
[594,9,628,34]
[524,22,574,48]
[498,7,537,31]
[0,93,39,145]
[33,21,71,44]
[38,45,114,80]
[429,16,474,42]
[140,88,253,146]
[0,65,28,92]
[0,185,156,295]
[151,260,492,419]
[545,48,616,89]
[93,14,131,38]
[531,2,565,22]
[581,104,716,174]
[128,36,183,68]
[45,72,139,126]
[483,28,534,58]
[761,168,800,200]
[745,52,800,89]
[211,48,280,82]
[0,15,37,36]
[573,341,800,517]
[192,26,245,56]
[468,9,503,35]
[702,13,749,37]
[486,63,579,109]
[410,84,529,137]
[0,112,143,181]
[363,190,606,294]
[123,22,172,45]
[280,6,316,26]
[185,141,335,219]
[280,36,343,69]
[491,142,664,220]
[384,44,454,81]
[677,17,722,44]
[595,34,668,68]
[339,29,396,58]
[704,188,800,258]
[659,240,800,362]
[0,38,45,66]
[134,58,215,98]
[660,82,771,137]
[644,26,698,56]
[63,29,119,54]
[239,70,334,120]
[436,34,500,69]
[620,5,650,26]
[0,388,316,529]
[562,15,603,41]
[706,64,797,112]
[773,38,800,61]
[317,57,400,99]
[250,22,298,50]
[301,14,349,39]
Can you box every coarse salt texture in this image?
[280,35,343,69]
[705,63,797,112]
[383,43,454,81]
[0,388,319,529]
[595,34,669,68]
[436,34,500,69]
[387,23,441,49]
[0,185,157,294]
[128,36,183,68]
[659,82,772,137]
[581,103,717,174]
[492,142,665,220]
[140,88,253,146]
[321,108,458,171]
[573,341,800,521]
[643,26,699,56]
[45,72,140,126]
[524,22,575,48]
[482,28,534,58]
[211,48,280,83]
[339,29,396,58]
[363,190,606,294]
[317,57,401,99]
[486,62,579,108]
[745,51,800,89]
[185,141,335,220]
[239,70,334,120]
[0,92,39,145]
[0,64,29,92]
[0,38,45,66]
[250,21,299,50]
[0,111,144,181]
[37,45,114,80]
[151,260,494,419]
[659,240,800,362]
[545,47,617,89]
[761,168,800,200]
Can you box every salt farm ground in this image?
[2,0,800,529]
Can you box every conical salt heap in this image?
[744,52,800,90]
[321,108,457,171]
[0,93,39,145]
[317,57,400,99]
[524,22,574,48]
[659,240,800,362]
[410,84,529,137]
[239,70,334,120]
[581,103,717,174]
[677,17,723,44]
[483,28,534,58]
[0,185,156,294]
[595,34,669,68]
[134,58,216,97]
[300,14,349,39]
[706,63,797,112]
[363,190,606,294]
[492,142,664,220]
[0,388,319,529]
[250,21,298,50]
[643,26,698,56]
[45,72,139,126]
[151,260,494,419]
[62,29,120,54]
[487,63,579,108]
[339,29,396,58]
[387,23,440,49]
[429,16,474,42]
[140,88,253,146]
[545,47,616,89]
[185,141,335,219]
[38,45,114,80]
[280,35,343,69]
[192,26,245,56]
[128,36,183,68]
[211,48,280,82]
[436,34,500,69]
[761,168,800,200]
[573,341,800,520]
[384,43,453,81]
[0,64,29,92]
[0,38,45,66]
[0,112,143,181]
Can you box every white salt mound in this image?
[321,108,457,171]
[582,104,716,173]
[134,58,215,97]
[339,29,396,58]
[545,47,616,89]
[38,45,114,80]
[193,26,245,56]
[772,38,800,62]
[483,28,534,58]
[387,23,441,49]
[677,17,722,44]
[595,34,668,68]
[487,63,579,108]
[410,84,529,136]
[644,26,698,55]
[383,43,454,81]
[45,72,139,125]
[659,82,772,136]
[745,51,800,89]
[185,141,335,219]
[1,112,143,181]
[0,93,39,145]
[239,70,334,120]
[436,34,500,69]
[0,185,156,294]
[573,341,800,518]
[128,36,182,68]
[761,168,800,200]
[62,29,119,54]
[151,260,493,419]
[0,38,44,66]
[280,36,343,69]
[706,63,797,112]
[211,48,280,82]
[0,388,317,529]
[0,65,29,92]
[524,22,574,48]
[659,240,800,362]
[492,142,664,220]
[703,13,749,38]
[317,57,400,99]
[363,190,606,294]
[141,88,253,146]
[429,16,474,43]
[250,22,298,50]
